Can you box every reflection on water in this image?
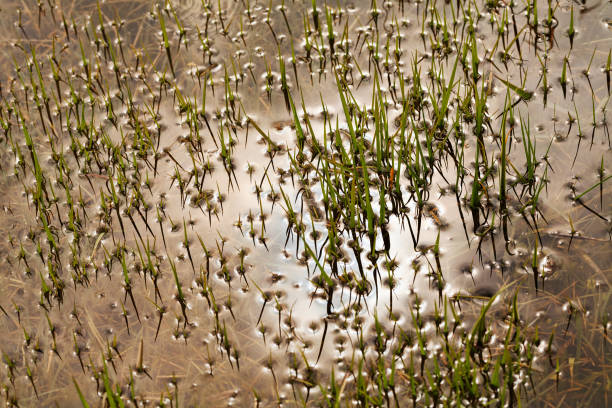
[0,0,610,406]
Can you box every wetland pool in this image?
[0,0,610,406]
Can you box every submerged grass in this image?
[0,0,609,406]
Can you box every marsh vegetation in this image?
[0,0,610,406]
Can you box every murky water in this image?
[0,0,610,407]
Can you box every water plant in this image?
[0,0,609,407]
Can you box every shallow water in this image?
[0,0,610,407]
